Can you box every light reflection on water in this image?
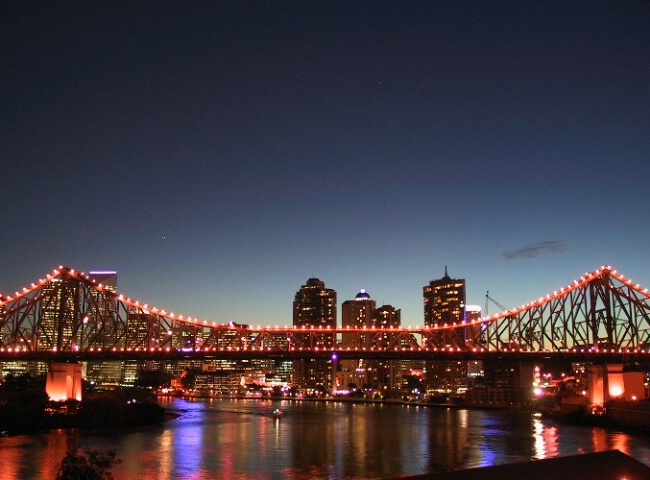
[0,398,649,479]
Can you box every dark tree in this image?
[55,447,119,480]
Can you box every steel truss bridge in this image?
[0,265,649,363]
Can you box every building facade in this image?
[369,304,405,393]
[423,268,467,393]
[340,289,376,391]
[423,267,466,328]
[292,278,337,392]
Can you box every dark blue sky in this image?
[2,1,649,326]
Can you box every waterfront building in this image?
[84,271,162,387]
[340,289,376,391]
[342,289,375,336]
[292,278,337,392]
[423,267,466,329]
[338,293,406,395]
[0,361,34,379]
[423,268,468,393]
[182,323,294,394]
[369,304,405,393]
[293,278,337,330]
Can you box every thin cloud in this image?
[502,241,568,260]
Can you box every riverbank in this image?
[1,388,166,436]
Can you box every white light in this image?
[609,385,623,397]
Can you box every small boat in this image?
[273,409,284,419]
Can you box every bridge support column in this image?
[588,364,645,404]
[46,362,83,402]
[587,364,606,405]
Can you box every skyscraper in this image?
[423,268,467,393]
[341,289,376,341]
[372,304,401,333]
[340,289,376,391]
[293,278,337,329]
[292,278,337,392]
[370,304,404,393]
[423,267,466,328]
[40,275,78,351]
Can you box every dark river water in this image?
[1,397,649,479]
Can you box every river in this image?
[1,398,649,479]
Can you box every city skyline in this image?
[2,2,649,327]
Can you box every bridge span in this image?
[0,265,648,363]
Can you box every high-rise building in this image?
[293,278,337,330]
[423,268,467,393]
[369,304,404,393]
[40,276,78,351]
[339,292,407,396]
[340,289,376,391]
[423,267,466,328]
[292,278,337,392]
[372,304,401,339]
[341,289,376,342]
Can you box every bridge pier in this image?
[45,362,83,402]
[587,364,645,404]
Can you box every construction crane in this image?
[485,291,510,316]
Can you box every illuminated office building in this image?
[293,278,337,329]
[372,304,401,338]
[340,289,376,391]
[339,292,406,394]
[423,268,467,392]
[370,304,406,392]
[292,278,337,392]
[342,289,375,339]
[40,276,78,351]
[423,267,466,328]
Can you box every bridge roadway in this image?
[1,347,648,364]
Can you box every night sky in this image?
[2,1,649,326]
